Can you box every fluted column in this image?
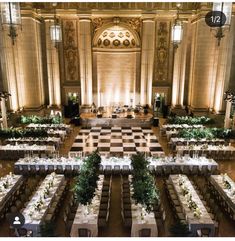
[188,16,216,111]
[224,101,232,128]
[0,98,8,128]
[212,16,235,113]
[19,16,45,109]
[78,17,93,105]
[140,17,155,106]
[172,22,188,108]
[45,19,61,107]
[0,27,21,111]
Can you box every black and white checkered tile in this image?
[69,127,164,157]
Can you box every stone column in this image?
[0,27,20,111]
[224,101,232,128]
[212,16,235,113]
[19,16,45,109]
[188,16,216,111]
[0,98,8,128]
[78,16,93,106]
[172,22,188,108]
[45,19,61,107]
[140,16,155,106]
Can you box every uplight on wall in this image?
[0,2,21,45]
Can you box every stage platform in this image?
[80,111,153,128]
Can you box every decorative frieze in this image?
[153,21,171,85]
[62,20,79,82]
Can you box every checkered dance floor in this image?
[69,127,164,158]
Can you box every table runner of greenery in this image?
[167,116,213,125]
[178,128,232,140]
[73,150,101,205]
[0,128,48,139]
[20,115,62,124]
[131,153,160,212]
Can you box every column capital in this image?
[78,14,92,21]
[141,14,155,22]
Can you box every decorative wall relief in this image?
[63,20,79,82]
[92,17,141,37]
[92,17,141,48]
[153,21,171,85]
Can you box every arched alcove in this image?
[92,22,141,107]
[93,22,141,48]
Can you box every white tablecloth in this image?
[70,175,104,237]
[129,175,158,237]
[5,137,61,149]
[15,156,218,174]
[169,174,215,236]
[0,144,55,152]
[22,174,65,236]
[0,174,23,212]
[170,138,226,149]
[209,175,235,220]
[27,123,71,132]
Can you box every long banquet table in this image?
[129,175,158,237]
[27,123,71,132]
[0,144,55,160]
[170,138,226,150]
[0,174,24,213]
[161,125,204,140]
[22,173,65,236]
[176,145,235,159]
[209,174,235,220]
[70,175,104,237]
[169,174,215,236]
[14,156,218,175]
[161,124,204,132]
[47,129,67,141]
[5,137,61,150]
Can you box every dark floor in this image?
[0,117,235,237]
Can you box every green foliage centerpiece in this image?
[131,153,160,213]
[20,115,62,124]
[73,150,101,205]
[178,127,232,140]
[167,116,214,125]
[0,127,48,140]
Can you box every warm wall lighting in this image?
[0,2,21,45]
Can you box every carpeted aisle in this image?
[99,175,130,237]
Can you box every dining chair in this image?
[78,228,91,237]
[139,228,151,237]
[113,165,121,174]
[122,165,130,175]
[47,165,54,173]
[15,228,30,237]
[104,165,112,175]
[197,228,210,237]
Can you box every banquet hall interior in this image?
[0,1,235,238]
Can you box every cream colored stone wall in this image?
[96,51,138,106]
[0,4,235,112]
[19,17,45,109]
[188,18,216,111]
